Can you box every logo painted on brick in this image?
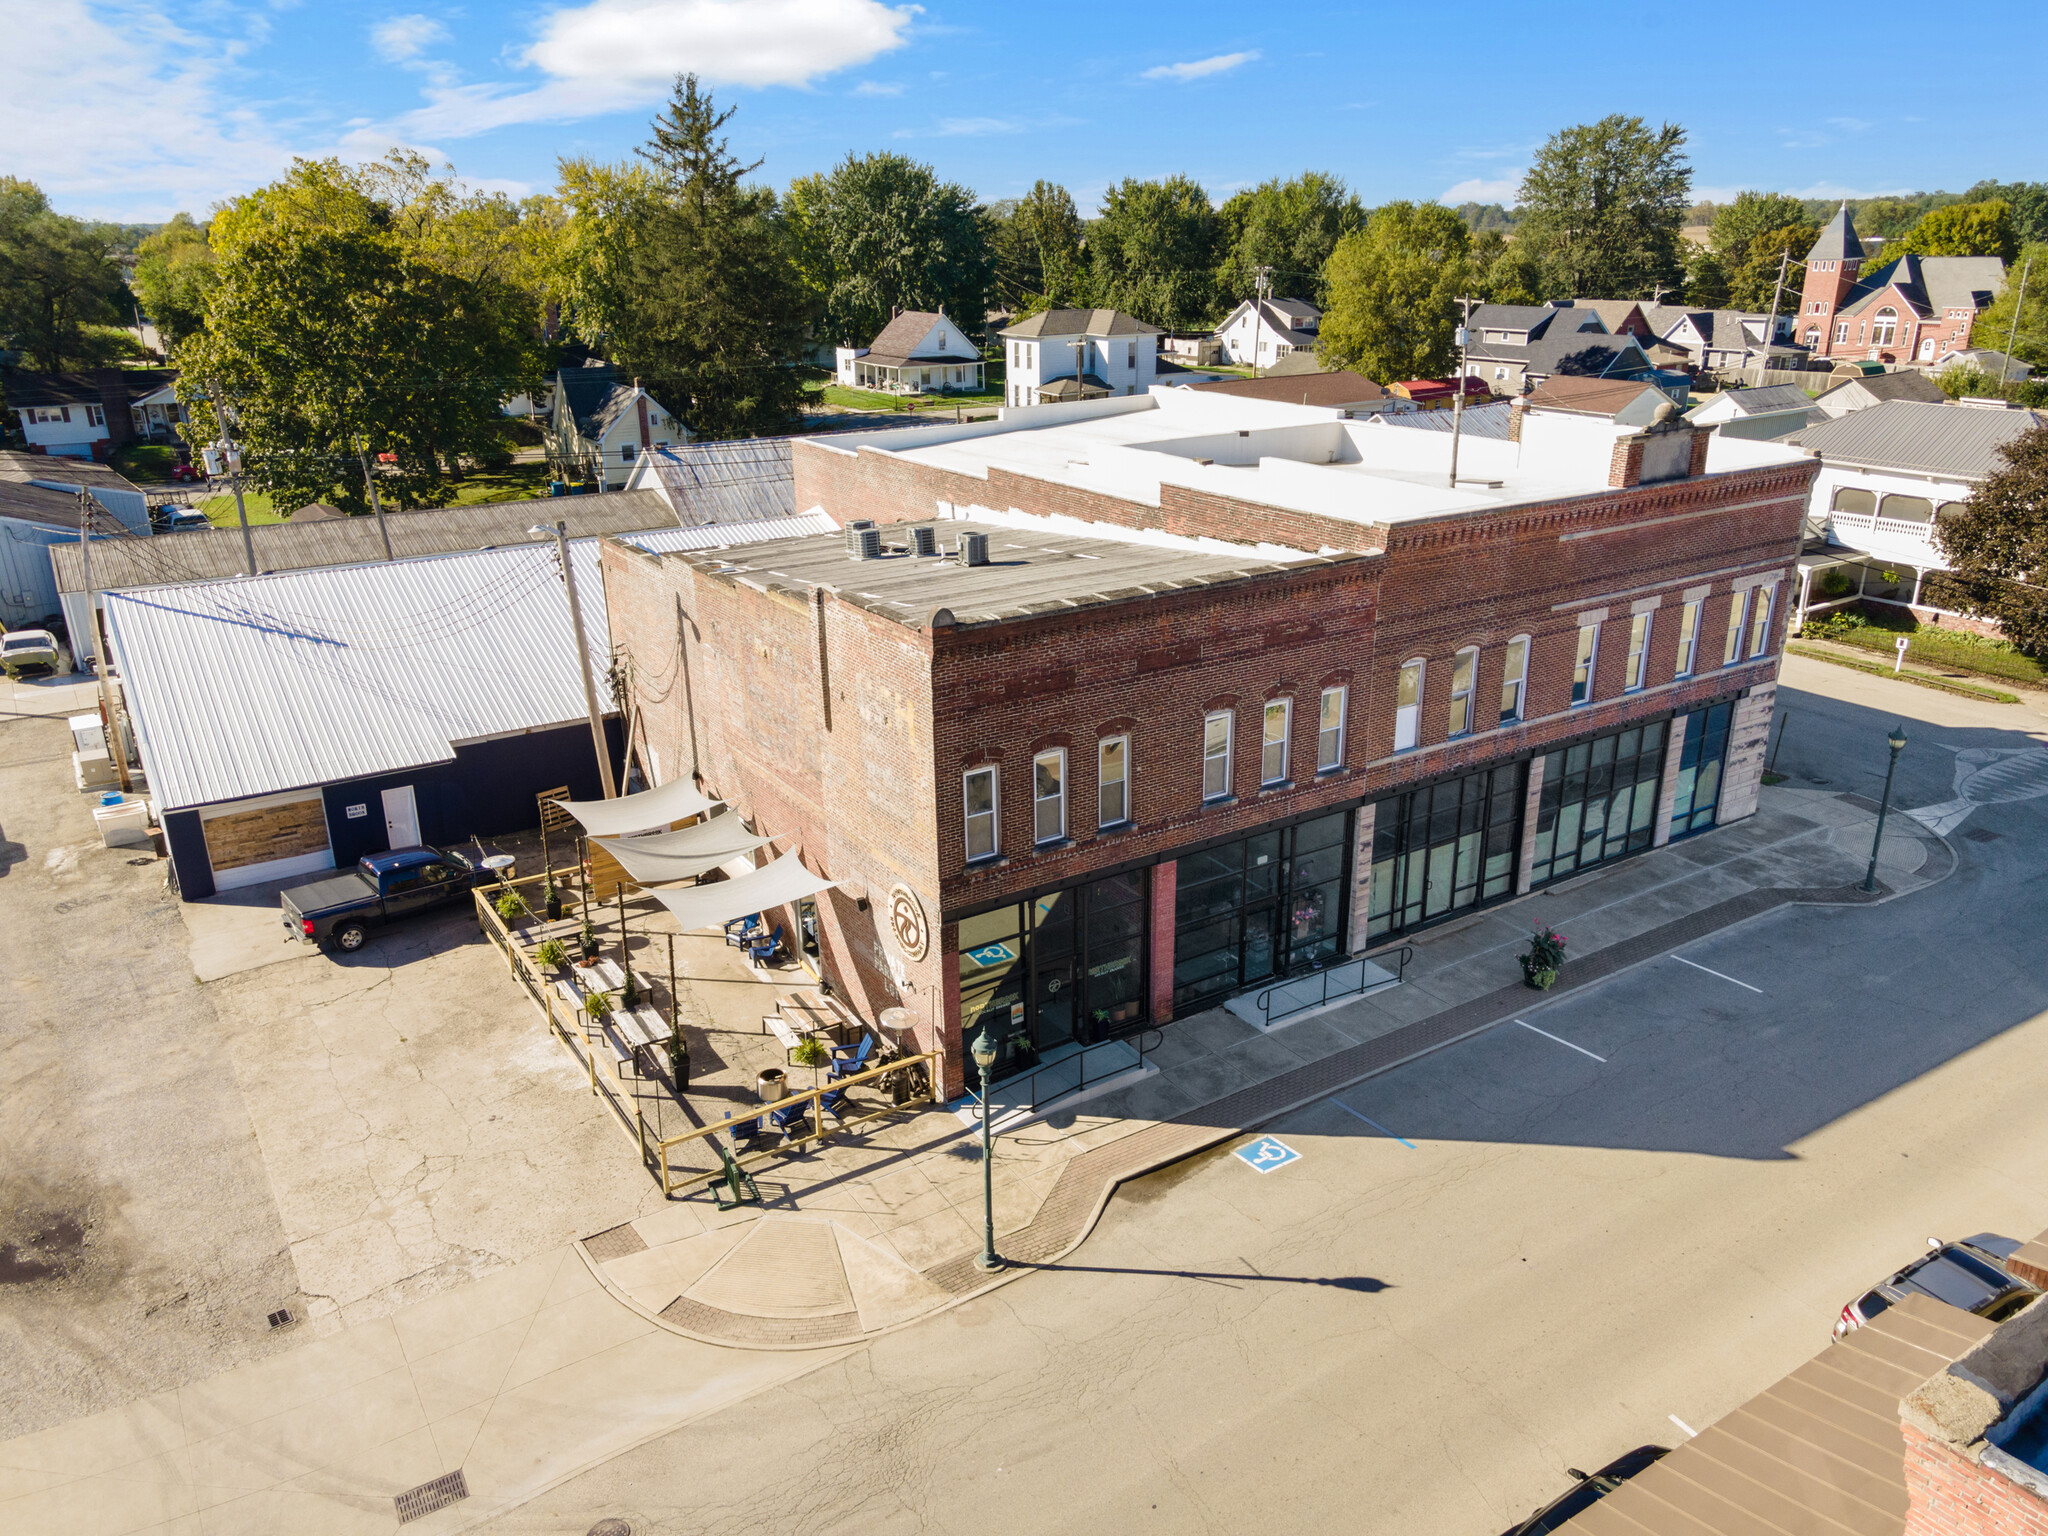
[887,883,929,961]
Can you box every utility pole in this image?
[2001,258,2032,387]
[357,446,395,561]
[1068,336,1088,395]
[1250,266,1275,376]
[1448,295,1479,490]
[207,386,257,577]
[533,519,617,799]
[76,490,131,790]
[1754,249,1790,390]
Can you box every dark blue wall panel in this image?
[163,809,214,899]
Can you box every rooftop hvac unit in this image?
[848,527,883,561]
[909,525,938,557]
[959,531,990,566]
[843,519,876,559]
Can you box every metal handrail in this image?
[992,1028,1157,1116]
[1253,945,1412,1027]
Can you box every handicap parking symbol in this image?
[1234,1135,1301,1174]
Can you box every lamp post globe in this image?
[970,1025,1003,1272]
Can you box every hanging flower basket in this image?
[1520,926,1567,990]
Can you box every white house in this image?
[835,310,984,395]
[1000,309,1160,408]
[1213,298,1321,367]
[1684,383,1820,442]
[547,363,687,491]
[3,369,179,458]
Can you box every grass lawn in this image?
[197,490,285,526]
[197,462,551,529]
[110,443,183,483]
[801,373,1007,413]
[1801,609,2048,689]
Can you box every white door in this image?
[382,785,420,849]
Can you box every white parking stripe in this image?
[1670,954,1764,994]
[1669,1414,1698,1439]
[1514,1019,1607,1063]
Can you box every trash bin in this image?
[754,1068,786,1104]
[92,797,151,849]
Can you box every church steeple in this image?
[1806,202,1865,265]
[1799,202,1865,357]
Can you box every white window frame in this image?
[1202,710,1234,802]
[1624,612,1651,693]
[1447,647,1478,737]
[1571,623,1600,706]
[963,766,999,862]
[1261,698,1291,785]
[1675,601,1700,678]
[1097,735,1129,829]
[1317,686,1346,771]
[1723,591,1750,667]
[1394,659,1424,751]
[1499,636,1528,723]
[86,404,105,428]
[1748,586,1775,658]
[1032,748,1066,846]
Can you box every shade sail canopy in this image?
[642,849,835,932]
[551,777,716,837]
[592,818,772,885]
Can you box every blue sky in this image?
[14,0,2048,223]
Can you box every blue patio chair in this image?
[768,1099,811,1139]
[819,1084,851,1120]
[829,1034,874,1081]
[724,1110,763,1149]
[724,912,764,948]
[745,924,785,964]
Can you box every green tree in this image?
[1926,420,2048,656]
[1470,230,1541,306]
[986,180,1087,313]
[1970,240,2048,372]
[1963,181,2048,246]
[1684,242,1730,308]
[1317,201,1471,382]
[1726,221,1820,313]
[780,150,989,345]
[1515,115,1691,299]
[1709,191,1809,273]
[1846,196,1925,240]
[0,179,128,370]
[548,157,664,346]
[1892,200,2018,262]
[1089,176,1221,331]
[131,212,217,346]
[607,76,809,438]
[1214,172,1366,308]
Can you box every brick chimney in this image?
[1901,1297,2048,1535]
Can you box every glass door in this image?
[1669,703,1735,837]
[1171,810,1355,1016]
[1366,762,1527,942]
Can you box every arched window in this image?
[1881,494,1933,524]
[1394,660,1425,751]
[1872,307,1898,346]
[1447,648,1478,737]
[1831,487,1877,516]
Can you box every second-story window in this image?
[1448,647,1478,736]
[1723,591,1750,667]
[1127,342,1136,368]
[1317,686,1346,770]
[1033,749,1066,845]
[1202,711,1234,801]
[964,767,998,862]
[1394,660,1424,750]
[1499,636,1528,723]
[1571,623,1600,706]
[1098,736,1129,828]
[1261,699,1291,785]
[1675,601,1700,678]
[1625,612,1651,692]
[1748,586,1775,658]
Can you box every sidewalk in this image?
[579,783,1953,1347]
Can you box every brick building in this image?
[600,388,1815,1097]
[1797,204,2008,367]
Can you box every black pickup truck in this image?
[281,845,508,952]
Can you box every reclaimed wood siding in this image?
[203,797,329,872]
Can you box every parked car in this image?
[281,845,510,953]
[163,508,212,532]
[1,627,62,678]
[1500,1446,1670,1536]
[1835,1233,2037,1338]
[168,462,203,483]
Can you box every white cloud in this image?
[853,79,904,96]
[893,113,1079,140]
[1141,50,1258,83]
[371,14,449,65]
[1442,174,1522,204]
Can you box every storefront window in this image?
[1172,811,1350,1015]
[1366,762,1525,940]
[1528,721,1668,887]
[1669,702,1735,837]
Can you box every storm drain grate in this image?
[1964,828,2003,843]
[395,1469,468,1523]
[266,1308,293,1329]
[588,1521,634,1536]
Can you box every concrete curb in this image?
[579,858,1945,1350]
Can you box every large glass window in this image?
[1033,750,1065,845]
[1098,736,1128,828]
[1394,660,1424,750]
[1365,763,1525,940]
[1527,721,1669,887]
[1571,624,1600,705]
[1832,487,1876,515]
[1262,699,1291,785]
[1173,811,1350,1015]
[1669,702,1735,837]
[964,767,998,862]
[959,870,1151,1081]
[1449,648,1477,737]
[1318,687,1346,771]
[1500,637,1528,723]
[1202,711,1233,801]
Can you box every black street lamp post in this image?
[1862,724,1908,893]
[971,1026,1003,1273]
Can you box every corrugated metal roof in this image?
[1789,398,2045,481]
[105,512,833,812]
[1373,401,1516,439]
[52,489,682,594]
[643,438,796,526]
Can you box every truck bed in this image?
[281,872,375,918]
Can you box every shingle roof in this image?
[1814,371,1949,409]
[554,363,620,434]
[1,367,179,409]
[0,481,84,528]
[1526,376,1675,416]
[1700,383,1816,416]
[1001,308,1161,339]
[1184,369,1385,407]
[864,309,946,357]
[1839,254,2007,322]
[1807,202,1865,263]
[1788,398,2045,480]
[1265,350,1330,377]
[0,451,143,495]
[1470,303,1575,333]
[1525,333,1649,377]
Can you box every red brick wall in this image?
[1904,1421,2048,1536]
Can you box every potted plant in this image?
[542,875,563,923]
[577,915,600,965]
[1519,926,1567,990]
[790,1033,830,1095]
[668,1018,690,1092]
[620,965,640,1012]
[495,889,528,924]
[534,937,568,975]
[584,990,613,1024]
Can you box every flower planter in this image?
[1523,965,1558,991]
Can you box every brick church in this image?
[1797,204,2007,366]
